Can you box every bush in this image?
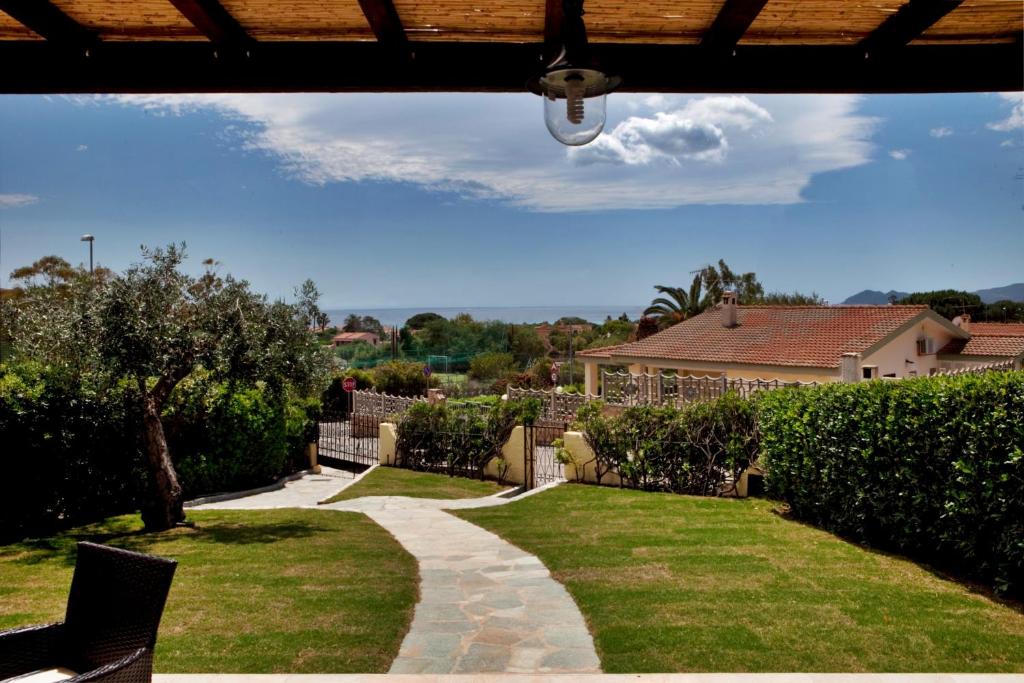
[322,368,375,412]
[0,362,319,541]
[571,395,757,494]
[0,364,146,542]
[395,398,540,480]
[468,352,517,381]
[373,360,438,396]
[164,378,318,498]
[757,372,1024,596]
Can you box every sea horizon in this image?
[324,305,646,328]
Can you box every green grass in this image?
[456,484,1024,673]
[0,509,417,672]
[323,465,507,503]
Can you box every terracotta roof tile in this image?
[939,336,1024,358]
[969,322,1024,337]
[576,343,628,359]
[605,305,932,369]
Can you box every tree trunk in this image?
[140,393,184,531]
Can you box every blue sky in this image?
[1,92,1021,308]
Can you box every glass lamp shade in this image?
[543,91,607,146]
[536,67,617,146]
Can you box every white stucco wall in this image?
[862,319,959,378]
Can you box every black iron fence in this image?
[394,428,498,480]
[317,407,381,469]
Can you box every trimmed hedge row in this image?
[0,364,317,541]
[758,371,1024,596]
[569,395,758,495]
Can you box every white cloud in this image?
[0,193,39,208]
[569,96,772,166]
[889,149,910,160]
[76,144,89,152]
[1000,139,1015,148]
[99,92,876,212]
[929,126,953,138]
[988,92,1024,132]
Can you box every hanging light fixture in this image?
[528,0,621,146]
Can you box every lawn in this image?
[0,509,417,672]
[456,484,1024,673]
[323,465,507,503]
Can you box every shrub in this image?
[468,352,517,381]
[322,368,375,412]
[395,398,539,480]
[0,364,146,542]
[571,394,758,494]
[757,372,1024,597]
[373,360,439,396]
[164,378,317,498]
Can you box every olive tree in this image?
[96,244,328,530]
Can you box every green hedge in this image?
[758,371,1024,596]
[570,395,759,495]
[0,364,318,541]
[395,399,540,479]
[0,364,146,542]
[163,377,318,498]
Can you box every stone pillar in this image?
[378,422,398,466]
[840,352,862,383]
[427,388,446,405]
[485,426,526,486]
[307,442,321,474]
[584,361,600,396]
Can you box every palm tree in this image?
[643,275,704,329]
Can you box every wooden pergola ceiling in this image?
[0,0,1020,93]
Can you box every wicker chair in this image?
[0,542,177,683]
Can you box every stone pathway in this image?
[189,466,358,510]
[194,465,600,674]
[324,495,599,674]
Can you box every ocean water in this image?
[324,305,645,328]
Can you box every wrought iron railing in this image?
[600,371,818,407]
[932,359,1018,376]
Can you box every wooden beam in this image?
[543,0,564,55]
[860,0,963,53]
[167,0,250,45]
[700,0,771,51]
[0,41,1019,94]
[356,0,409,51]
[0,0,95,45]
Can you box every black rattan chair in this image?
[0,542,177,683]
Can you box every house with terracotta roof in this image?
[576,293,1023,395]
[331,331,380,347]
[937,319,1024,369]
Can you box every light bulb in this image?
[538,68,611,146]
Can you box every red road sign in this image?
[342,376,357,392]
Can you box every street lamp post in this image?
[80,234,94,273]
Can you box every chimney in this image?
[721,290,738,328]
[840,352,862,383]
[952,313,971,334]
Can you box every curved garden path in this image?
[193,469,601,675]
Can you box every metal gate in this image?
[524,420,568,488]
[317,408,380,469]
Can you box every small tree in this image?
[97,245,327,530]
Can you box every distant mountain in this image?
[975,283,1024,304]
[843,284,1024,305]
[843,290,910,305]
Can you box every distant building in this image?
[577,294,1023,395]
[331,331,380,347]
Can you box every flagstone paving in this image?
[194,468,600,674]
[324,496,600,674]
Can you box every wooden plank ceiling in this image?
[0,0,1020,92]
